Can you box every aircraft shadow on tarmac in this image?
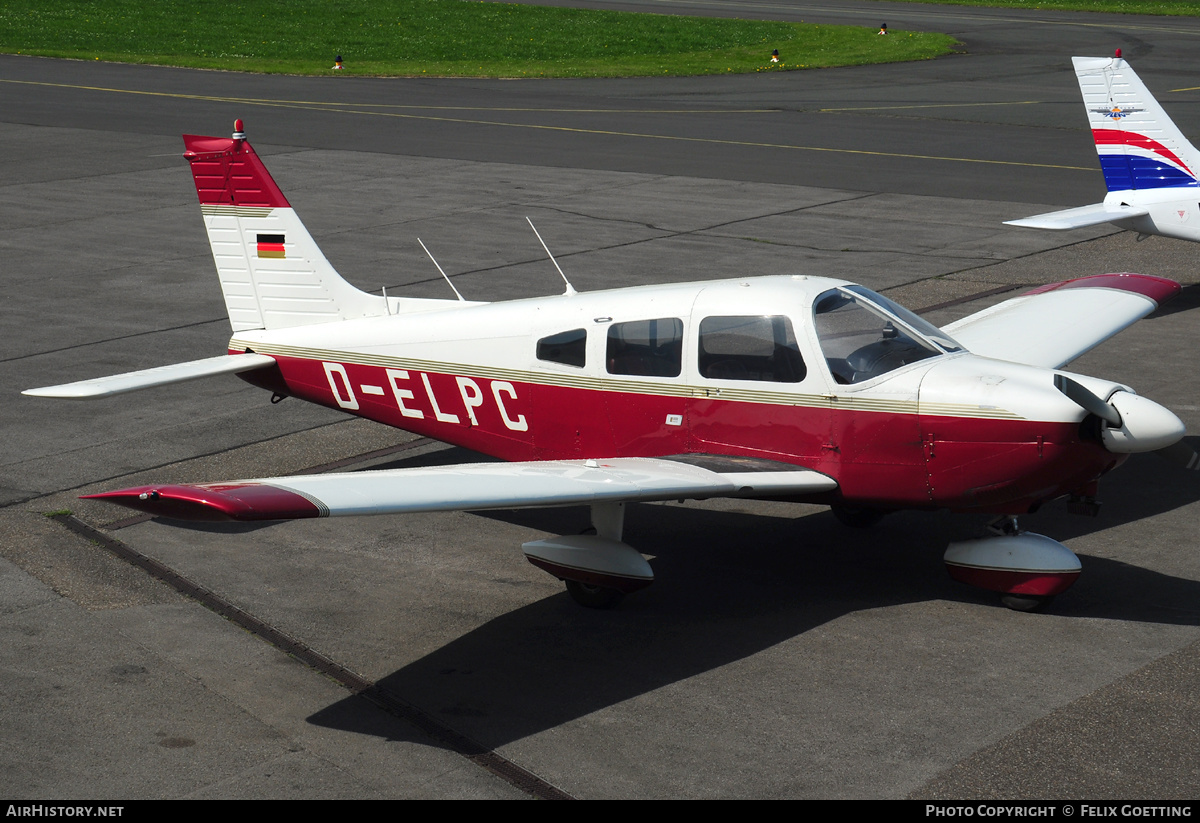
[304,443,1200,752]
[157,438,1200,619]
[1146,282,1200,318]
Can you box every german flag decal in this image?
[257,233,285,259]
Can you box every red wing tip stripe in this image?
[259,483,331,517]
[82,483,325,522]
[1022,273,1181,304]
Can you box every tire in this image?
[830,504,887,529]
[1000,594,1054,612]
[565,580,626,609]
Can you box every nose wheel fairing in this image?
[944,531,1082,599]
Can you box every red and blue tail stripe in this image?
[1094,128,1199,191]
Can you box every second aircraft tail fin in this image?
[1074,54,1200,193]
[1007,55,1200,236]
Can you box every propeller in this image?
[1054,374,1121,426]
[1053,373,1187,456]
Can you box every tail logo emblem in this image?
[1091,106,1142,119]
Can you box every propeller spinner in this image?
[1054,373,1192,462]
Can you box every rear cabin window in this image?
[698,316,806,383]
[537,328,587,367]
[606,318,683,377]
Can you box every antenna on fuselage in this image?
[526,217,577,296]
[417,238,466,302]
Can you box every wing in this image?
[23,354,277,399]
[943,273,1179,369]
[82,457,837,522]
[1004,202,1148,230]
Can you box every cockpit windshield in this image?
[844,286,962,353]
[813,286,962,385]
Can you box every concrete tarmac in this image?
[2,1,1199,800]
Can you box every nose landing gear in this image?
[944,517,1081,612]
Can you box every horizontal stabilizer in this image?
[945,273,1179,369]
[1005,202,1148,230]
[23,353,277,399]
[82,458,838,521]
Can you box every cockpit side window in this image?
[607,318,683,377]
[814,289,940,385]
[698,316,806,383]
[537,328,587,367]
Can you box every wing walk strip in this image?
[235,339,1024,419]
[50,512,573,800]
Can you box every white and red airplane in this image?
[25,121,1193,611]
[1009,52,1200,242]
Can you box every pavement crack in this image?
[4,317,229,364]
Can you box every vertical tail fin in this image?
[1074,55,1200,192]
[183,122,387,332]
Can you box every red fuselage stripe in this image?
[234,351,1117,515]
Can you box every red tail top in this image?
[182,134,290,208]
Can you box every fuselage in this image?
[1106,187,1200,243]
[231,276,1120,515]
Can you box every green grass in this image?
[890,0,1200,14]
[0,0,956,77]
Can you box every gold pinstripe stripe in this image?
[231,338,1024,420]
[201,205,275,218]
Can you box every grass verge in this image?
[0,0,956,77]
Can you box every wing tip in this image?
[82,483,324,522]
[1022,273,1181,305]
